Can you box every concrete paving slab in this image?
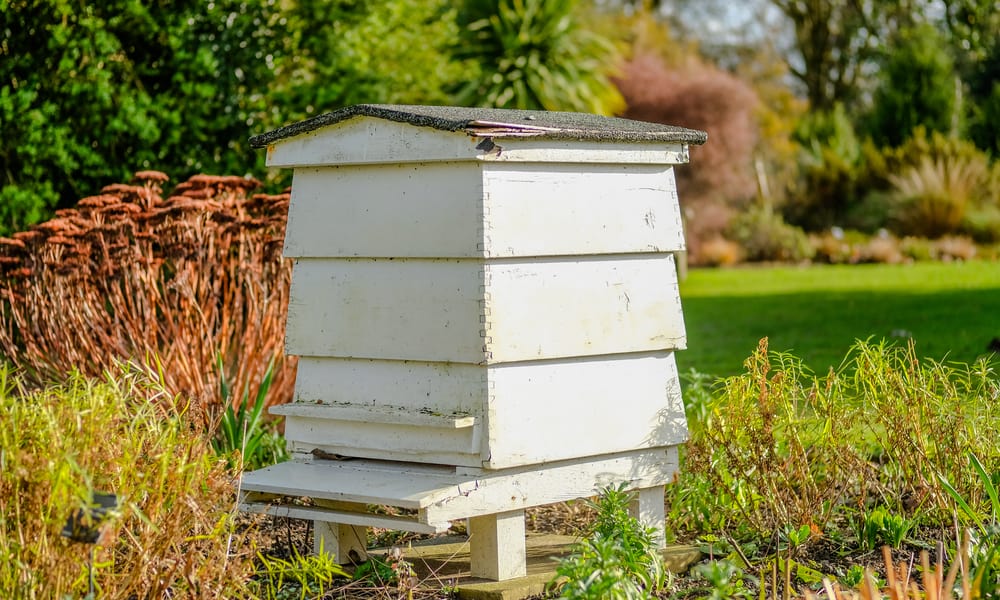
[373,533,702,600]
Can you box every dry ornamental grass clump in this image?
[0,171,295,414]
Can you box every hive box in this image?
[241,105,706,580]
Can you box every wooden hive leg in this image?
[468,509,527,581]
[629,485,666,549]
[314,520,369,564]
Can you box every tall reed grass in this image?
[0,171,294,414]
[0,364,256,598]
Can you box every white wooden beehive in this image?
[264,105,704,469]
[240,104,707,580]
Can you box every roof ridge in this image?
[249,104,708,148]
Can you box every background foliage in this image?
[2,0,1000,254]
[0,0,291,234]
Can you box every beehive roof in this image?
[249,104,708,148]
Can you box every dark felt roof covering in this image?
[249,104,708,148]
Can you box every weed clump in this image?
[677,338,1000,539]
[553,484,667,599]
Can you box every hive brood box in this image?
[240,104,706,581]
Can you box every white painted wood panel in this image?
[484,255,686,362]
[283,417,482,466]
[481,164,685,257]
[272,402,477,428]
[293,357,485,416]
[239,502,449,534]
[240,448,679,523]
[284,163,484,258]
[287,255,684,363]
[265,117,482,167]
[264,116,692,168]
[477,137,689,165]
[483,352,687,469]
[240,459,460,509]
[285,258,486,363]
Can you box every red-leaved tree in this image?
[616,53,760,262]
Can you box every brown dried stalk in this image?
[802,535,973,600]
[0,171,295,416]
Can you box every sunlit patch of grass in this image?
[678,262,1000,377]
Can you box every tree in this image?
[966,43,1000,155]
[767,0,925,111]
[0,0,290,233]
[453,0,624,114]
[865,23,959,147]
[275,0,474,120]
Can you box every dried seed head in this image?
[180,188,214,200]
[98,202,142,215]
[101,183,147,196]
[0,237,27,250]
[34,218,76,233]
[132,170,170,184]
[78,194,121,208]
[12,230,41,241]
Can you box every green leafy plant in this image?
[212,355,289,471]
[553,484,667,599]
[889,153,991,238]
[454,0,624,114]
[852,506,916,551]
[254,546,350,600]
[941,452,1000,531]
[839,563,867,588]
[556,484,667,600]
[690,560,752,600]
[780,524,812,554]
[352,547,417,591]
[728,206,815,263]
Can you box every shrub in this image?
[859,233,905,264]
[616,53,758,209]
[694,236,744,267]
[0,171,295,413]
[933,235,978,261]
[728,206,814,263]
[0,0,292,230]
[0,365,256,598]
[865,23,959,148]
[676,338,1000,538]
[809,228,871,264]
[783,104,885,232]
[888,153,991,238]
[899,236,936,261]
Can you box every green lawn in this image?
[676,261,1000,377]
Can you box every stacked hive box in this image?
[240,104,706,581]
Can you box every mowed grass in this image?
[676,261,1000,377]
